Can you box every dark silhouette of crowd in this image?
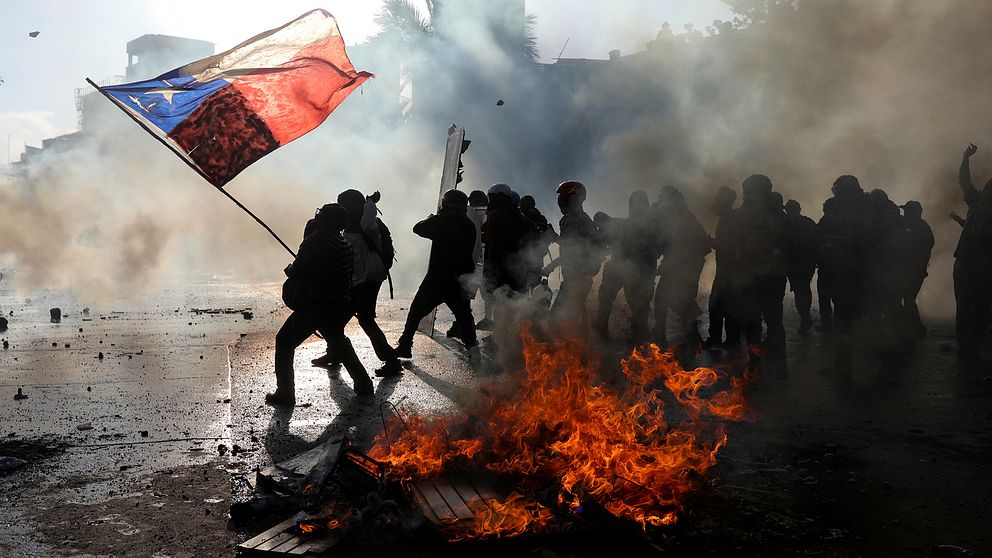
[266,143,992,405]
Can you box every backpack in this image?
[372,218,396,271]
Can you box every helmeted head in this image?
[314,203,348,233]
[629,190,650,218]
[441,188,469,212]
[742,174,773,207]
[556,180,586,214]
[593,211,611,230]
[469,190,488,208]
[488,183,513,207]
[519,195,537,211]
[510,190,521,207]
[785,199,801,216]
[831,175,863,202]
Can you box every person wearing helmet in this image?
[551,180,605,326]
[715,175,788,355]
[395,189,479,359]
[447,189,490,339]
[819,174,873,372]
[479,183,537,321]
[269,203,372,405]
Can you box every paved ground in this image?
[1,273,990,557]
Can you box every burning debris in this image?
[370,327,752,537]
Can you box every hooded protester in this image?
[954,143,992,363]
[269,204,372,406]
[595,190,660,344]
[395,189,478,359]
[706,186,737,347]
[816,198,839,332]
[784,199,821,333]
[311,189,402,378]
[551,180,605,327]
[653,185,711,347]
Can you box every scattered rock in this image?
[86,386,91,392]
[76,422,93,431]
[496,99,504,106]
[2,340,8,350]
[242,311,253,320]
[50,308,61,323]
[139,430,149,437]
[82,307,90,315]
[217,444,228,456]
[13,388,27,401]
[28,31,39,38]
[98,352,104,360]
[0,456,27,472]
[0,317,7,332]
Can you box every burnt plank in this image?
[414,479,458,522]
[269,535,308,554]
[240,517,298,550]
[435,480,475,520]
[451,479,486,511]
[253,532,298,552]
[286,536,336,555]
[408,481,443,525]
[469,477,502,507]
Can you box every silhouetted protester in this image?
[270,204,372,406]
[717,175,787,354]
[816,198,839,332]
[653,185,711,347]
[480,183,536,323]
[706,186,737,347]
[395,189,478,359]
[552,180,604,328]
[954,144,992,362]
[595,190,660,344]
[784,199,820,333]
[338,189,402,376]
[763,191,789,346]
[519,194,558,293]
[863,188,917,357]
[821,175,872,372]
[448,190,489,339]
[900,201,934,337]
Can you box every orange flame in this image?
[371,328,752,537]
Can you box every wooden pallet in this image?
[405,476,504,532]
[237,517,337,557]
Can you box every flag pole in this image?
[86,78,296,258]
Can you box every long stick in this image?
[86,78,296,258]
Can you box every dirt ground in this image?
[1,273,989,557]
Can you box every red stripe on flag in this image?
[232,33,372,145]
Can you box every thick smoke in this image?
[1,0,989,318]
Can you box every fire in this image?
[370,327,752,537]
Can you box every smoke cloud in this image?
[0,0,988,319]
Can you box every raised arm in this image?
[960,143,980,206]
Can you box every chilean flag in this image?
[94,10,372,187]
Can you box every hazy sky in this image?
[0,1,731,161]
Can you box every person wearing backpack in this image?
[312,189,403,377]
[270,203,372,406]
